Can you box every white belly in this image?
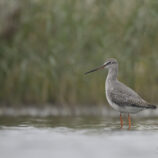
[105,81,119,111]
[106,89,121,112]
[106,93,143,113]
[105,81,143,113]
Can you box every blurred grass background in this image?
[0,0,158,107]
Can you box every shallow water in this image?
[0,116,158,158]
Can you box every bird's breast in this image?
[105,80,119,111]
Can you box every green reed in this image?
[0,0,158,106]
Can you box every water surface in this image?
[0,116,158,158]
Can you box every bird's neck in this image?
[107,66,118,82]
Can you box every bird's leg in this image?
[128,113,131,130]
[120,113,123,129]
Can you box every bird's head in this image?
[85,58,118,75]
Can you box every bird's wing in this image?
[110,81,148,108]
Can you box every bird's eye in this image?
[111,61,116,64]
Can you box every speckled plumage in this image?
[105,58,156,113]
[85,58,157,129]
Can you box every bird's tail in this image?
[146,104,157,109]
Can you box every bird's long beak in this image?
[84,62,109,75]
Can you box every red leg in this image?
[120,113,123,129]
[128,113,131,130]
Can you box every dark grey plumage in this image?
[108,80,156,111]
[105,58,157,113]
[85,58,157,113]
[85,58,156,129]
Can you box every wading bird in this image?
[85,58,156,129]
